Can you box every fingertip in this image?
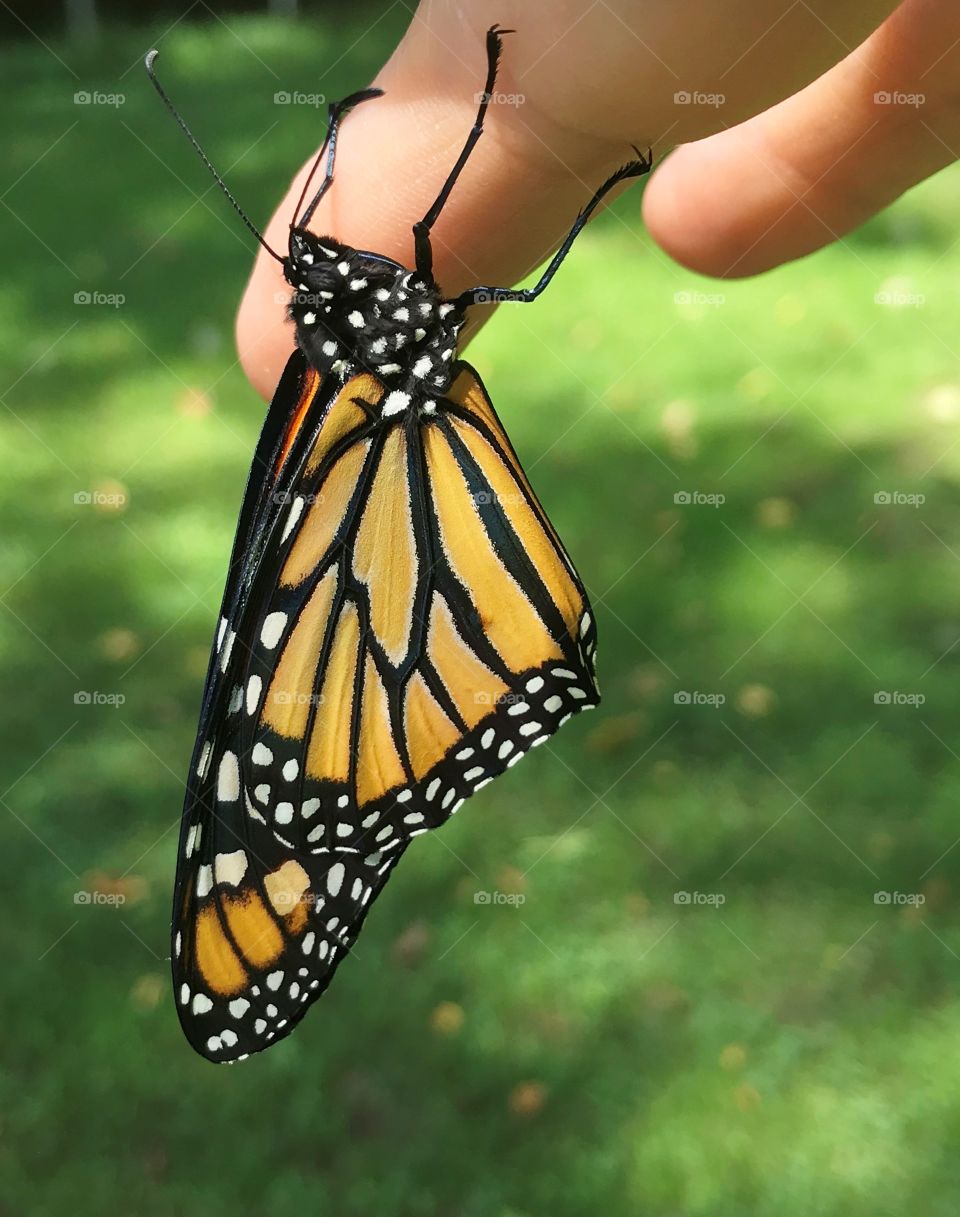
[642,136,783,279]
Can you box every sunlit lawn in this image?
[3,14,960,1216]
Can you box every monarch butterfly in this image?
[147,27,652,1062]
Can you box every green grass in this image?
[3,13,960,1216]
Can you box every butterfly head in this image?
[285,228,465,405]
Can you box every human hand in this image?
[237,0,960,398]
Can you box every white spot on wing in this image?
[220,629,236,673]
[214,850,247,886]
[217,752,240,802]
[196,865,213,898]
[281,495,305,542]
[327,863,345,896]
[196,740,213,779]
[260,612,287,649]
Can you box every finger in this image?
[642,0,960,278]
[236,16,621,399]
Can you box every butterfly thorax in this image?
[285,229,465,412]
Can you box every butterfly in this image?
[147,27,652,1061]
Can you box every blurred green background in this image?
[3,8,960,1215]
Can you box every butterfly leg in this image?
[412,24,514,283]
[450,151,654,310]
[297,87,385,227]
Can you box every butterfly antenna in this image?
[144,49,283,263]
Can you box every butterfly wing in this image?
[173,360,598,1061]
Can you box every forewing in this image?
[174,360,598,1061]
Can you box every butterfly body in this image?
[286,228,465,404]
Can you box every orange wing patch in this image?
[262,568,338,738]
[303,372,380,478]
[306,601,361,782]
[423,423,562,671]
[356,652,407,806]
[449,416,582,639]
[353,427,417,667]
[404,670,461,780]
[194,904,249,995]
[447,367,571,564]
[427,593,509,727]
[275,366,322,473]
[282,442,369,588]
[221,889,286,968]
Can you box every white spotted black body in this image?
[285,228,465,415]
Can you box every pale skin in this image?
[237,0,960,400]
